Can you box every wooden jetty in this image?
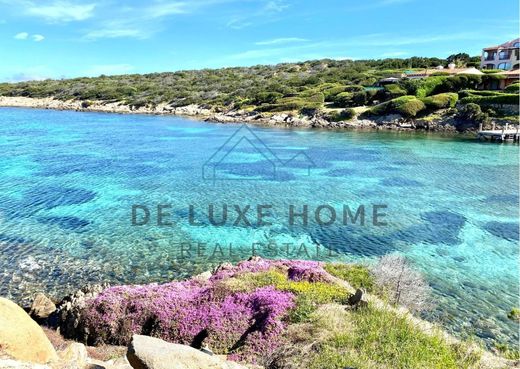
[477,123,520,143]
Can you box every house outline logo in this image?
[202,124,316,181]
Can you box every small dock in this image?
[477,123,520,143]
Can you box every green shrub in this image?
[433,75,482,95]
[460,94,519,105]
[458,90,503,98]
[256,94,323,112]
[421,93,458,109]
[252,91,283,105]
[508,307,520,322]
[333,90,367,107]
[456,103,489,124]
[384,83,407,98]
[343,85,365,92]
[482,73,506,79]
[299,89,324,100]
[317,82,342,92]
[256,101,305,112]
[324,264,375,292]
[328,108,356,121]
[399,79,421,96]
[378,95,426,117]
[127,97,149,109]
[395,98,426,117]
[321,86,348,101]
[368,95,426,117]
[360,77,377,86]
[332,92,353,107]
[369,100,391,115]
[300,107,321,116]
[81,100,92,108]
[415,76,448,98]
[504,83,520,93]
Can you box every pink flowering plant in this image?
[81,258,344,362]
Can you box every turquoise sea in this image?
[0,107,518,345]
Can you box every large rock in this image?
[30,293,56,320]
[0,298,58,364]
[58,342,88,368]
[192,271,212,281]
[126,335,249,369]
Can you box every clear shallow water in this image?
[0,107,518,345]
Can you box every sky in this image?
[0,0,518,82]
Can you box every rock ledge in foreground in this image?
[127,335,249,369]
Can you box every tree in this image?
[447,53,470,67]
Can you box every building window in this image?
[497,62,511,70]
[513,42,520,47]
[513,64,519,70]
[486,64,495,69]
[499,50,511,60]
[484,51,496,61]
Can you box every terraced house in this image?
[481,38,520,70]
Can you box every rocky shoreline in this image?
[1,257,518,369]
[0,96,478,133]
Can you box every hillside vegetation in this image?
[0,58,446,109]
[0,57,518,126]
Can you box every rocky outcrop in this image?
[192,271,212,281]
[57,342,132,369]
[54,284,108,342]
[126,335,250,369]
[30,293,56,320]
[58,343,88,368]
[0,298,58,364]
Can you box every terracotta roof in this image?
[503,69,520,76]
[483,38,520,50]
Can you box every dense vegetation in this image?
[0,58,447,109]
[0,56,518,126]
